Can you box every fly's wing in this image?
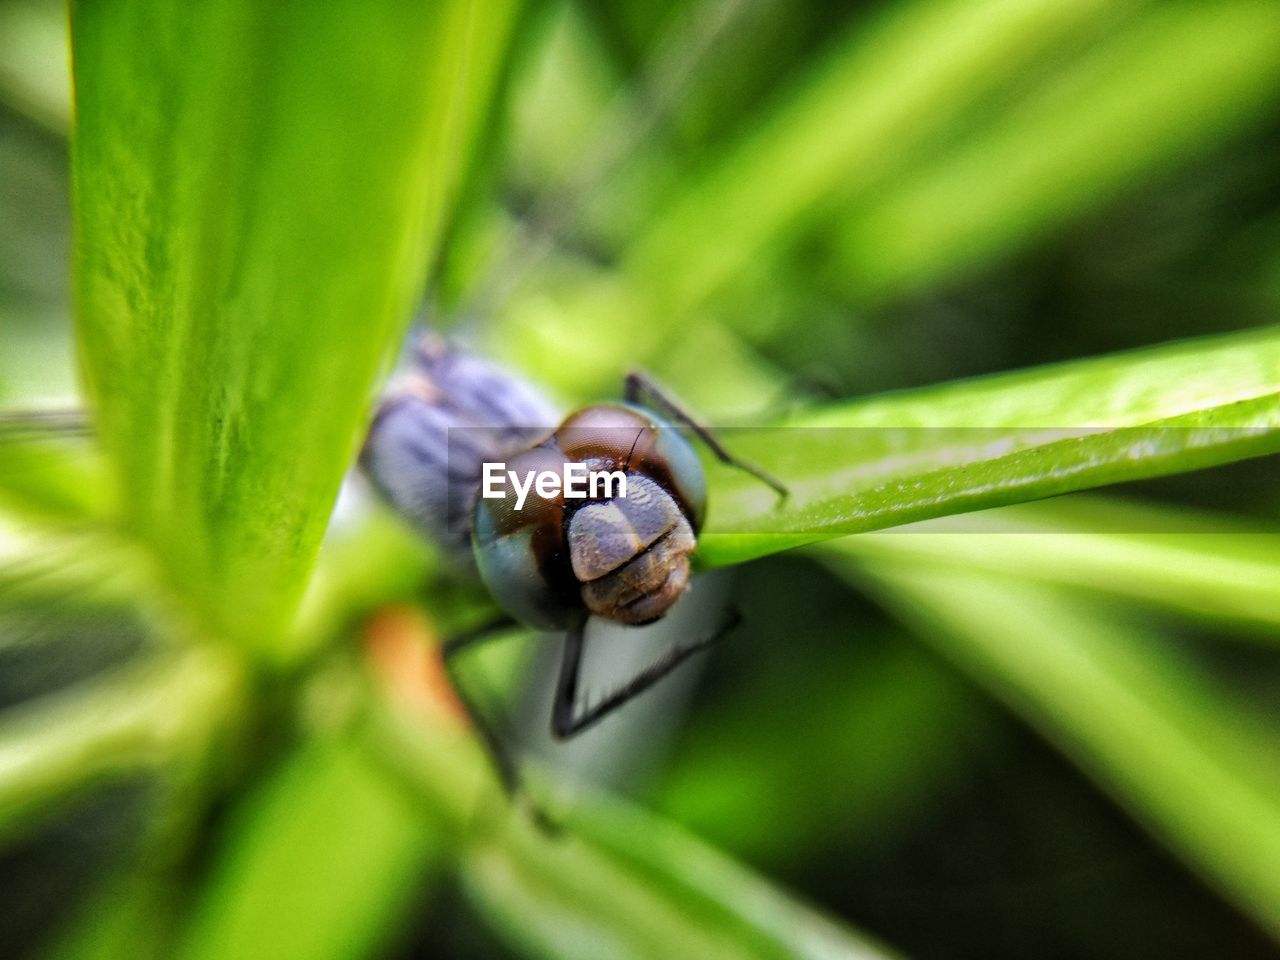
[359,337,562,562]
[0,409,91,437]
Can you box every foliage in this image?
[2,0,1280,958]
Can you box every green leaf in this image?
[480,0,1143,396]
[287,509,437,665]
[659,636,998,866]
[0,417,107,523]
[841,563,1280,942]
[177,739,442,960]
[0,513,141,615]
[0,0,71,137]
[465,799,901,960]
[365,690,901,960]
[0,648,241,841]
[697,327,1280,567]
[43,872,177,960]
[829,1,1280,299]
[620,0,1140,318]
[71,0,522,650]
[831,497,1280,636]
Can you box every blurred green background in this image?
[3,0,1280,958]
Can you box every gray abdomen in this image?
[359,336,561,562]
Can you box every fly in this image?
[360,333,786,797]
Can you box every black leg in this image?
[441,616,528,797]
[624,371,788,501]
[552,608,740,740]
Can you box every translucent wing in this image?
[359,335,562,562]
[0,409,90,438]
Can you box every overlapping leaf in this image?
[698,327,1280,566]
[71,0,522,650]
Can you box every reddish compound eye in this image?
[556,404,707,530]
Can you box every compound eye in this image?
[556,404,655,468]
[471,445,573,630]
[643,426,707,531]
[555,403,706,529]
[476,445,565,534]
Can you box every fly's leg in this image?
[551,608,740,740]
[441,616,529,798]
[623,371,788,501]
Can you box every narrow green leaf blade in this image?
[832,497,1280,636]
[0,648,241,841]
[0,420,106,523]
[465,799,900,960]
[842,563,1280,941]
[621,0,1137,317]
[367,692,901,960]
[830,1,1280,299]
[698,327,1280,566]
[177,739,443,960]
[0,0,71,136]
[71,0,521,648]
